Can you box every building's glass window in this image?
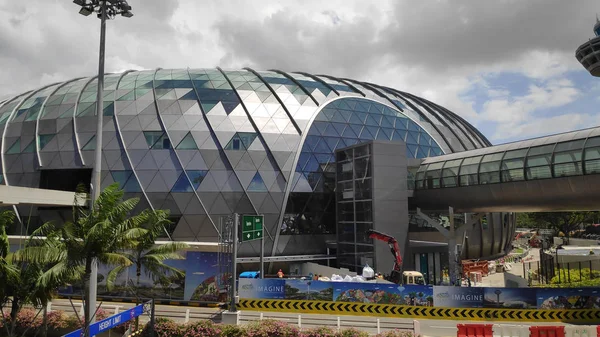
[6,139,20,154]
[144,131,171,149]
[38,134,55,150]
[584,137,600,174]
[525,145,554,180]
[459,156,481,186]
[478,152,503,184]
[175,132,199,150]
[441,159,462,188]
[501,149,527,182]
[553,140,584,177]
[425,162,444,189]
[225,132,257,150]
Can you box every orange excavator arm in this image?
[366,229,403,272]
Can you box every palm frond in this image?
[105,265,128,291]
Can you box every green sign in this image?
[241,215,263,242]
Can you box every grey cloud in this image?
[214,0,599,79]
[214,9,379,78]
[0,0,182,97]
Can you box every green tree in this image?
[0,210,76,337]
[22,183,150,337]
[106,211,187,329]
[529,212,598,237]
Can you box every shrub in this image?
[303,326,338,337]
[15,308,43,330]
[375,329,417,337]
[46,310,69,330]
[550,268,600,285]
[220,323,244,337]
[338,327,369,337]
[243,319,300,337]
[185,320,222,337]
[153,317,184,337]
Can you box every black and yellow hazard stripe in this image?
[237,299,600,323]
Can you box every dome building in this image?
[0,68,511,280]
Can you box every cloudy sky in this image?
[1,0,599,144]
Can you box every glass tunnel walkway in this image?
[412,126,600,213]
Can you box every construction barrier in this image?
[457,324,493,337]
[529,326,565,337]
[238,299,600,323]
[458,324,599,337]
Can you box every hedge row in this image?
[143,318,417,337]
[0,310,417,337]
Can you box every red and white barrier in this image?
[447,324,600,337]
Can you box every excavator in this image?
[366,229,426,285]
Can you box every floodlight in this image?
[73,0,87,6]
[121,10,133,18]
[79,6,93,16]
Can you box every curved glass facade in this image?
[416,130,600,190]
[0,68,487,257]
[283,97,443,235]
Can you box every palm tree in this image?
[0,210,75,337]
[107,210,188,329]
[107,210,187,292]
[22,183,150,337]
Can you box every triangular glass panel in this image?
[296,152,311,171]
[365,126,380,139]
[396,117,408,129]
[222,102,238,114]
[359,127,374,140]
[313,138,331,154]
[341,126,358,138]
[406,132,419,145]
[393,129,407,142]
[103,102,114,116]
[238,132,257,149]
[123,175,142,192]
[23,140,35,153]
[256,91,271,102]
[176,132,198,150]
[225,134,244,150]
[407,144,418,158]
[247,172,267,191]
[187,170,208,190]
[322,124,340,137]
[365,115,380,126]
[180,90,198,100]
[82,136,96,150]
[350,124,363,137]
[171,172,194,192]
[381,116,395,128]
[323,108,336,121]
[314,121,328,135]
[380,128,394,141]
[331,123,347,136]
[408,122,421,132]
[338,110,351,122]
[144,131,163,148]
[201,101,218,113]
[7,139,20,154]
[38,134,55,150]
[111,170,133,190]
[324,138,340,153]
[331,111,346,123]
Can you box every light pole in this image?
[71,0,133,334]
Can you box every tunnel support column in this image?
[416,207,461,285]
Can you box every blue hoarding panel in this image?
[238,278,285,299]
